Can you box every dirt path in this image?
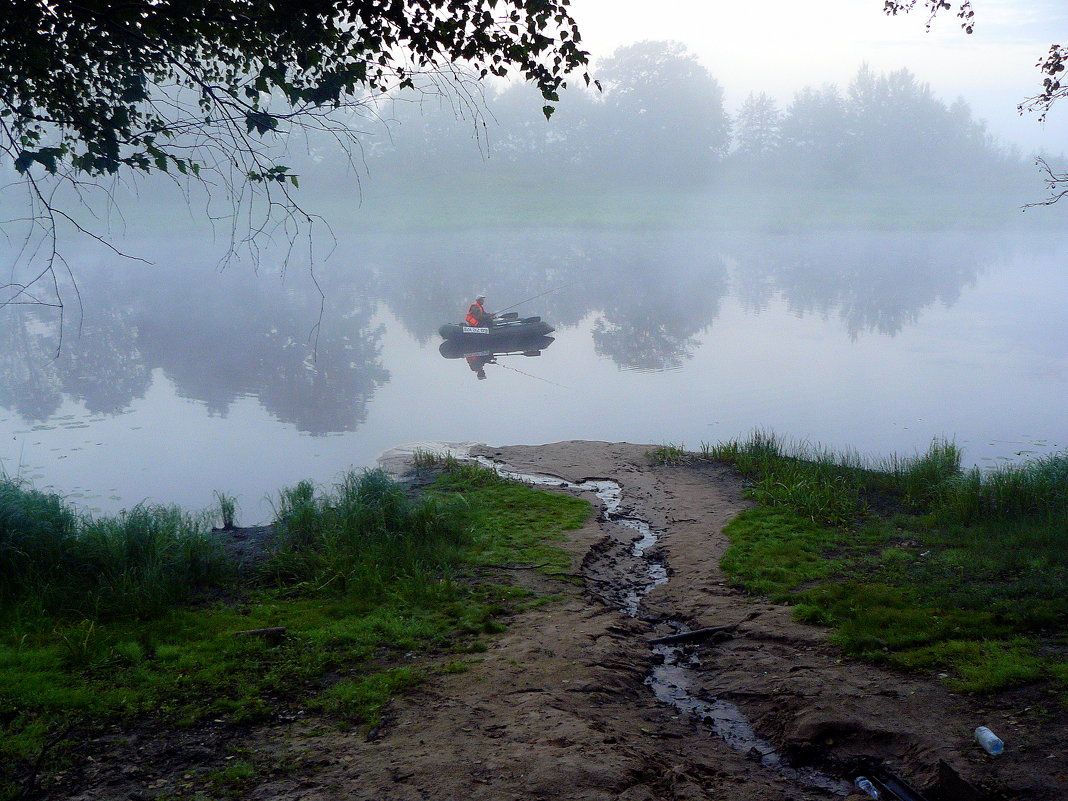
[61,441,1065,800]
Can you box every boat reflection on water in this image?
[438,335,556,380]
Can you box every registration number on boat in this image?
[461,326,490,334]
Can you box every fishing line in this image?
[496,362,571,390]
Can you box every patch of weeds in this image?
[710,430,1068,694]
[410,449,445,470]
[431,460,516,491]
[261,468,472,598]
[0,478,231,621]
[650,444,690,465]
[439,660,472,674]
[205,758,257,797]
[313,667,421,725]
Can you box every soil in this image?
[39,442,1067,801]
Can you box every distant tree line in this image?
[354,41,1034,194]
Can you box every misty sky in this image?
[569,0,1068,153]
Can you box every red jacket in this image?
[465,301,489,326]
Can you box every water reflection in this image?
[0,228,1034,432]
[438,335,556,381]
[588,249,727,371]
[729,232,991,339]
[0,307,67,421]
[375,229,1001,370]
[0,261,390,435]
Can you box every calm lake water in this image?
[2,225,1066,522]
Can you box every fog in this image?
[350,50,1039,206]
[569,0,1068,153]
[3,4,1068,517]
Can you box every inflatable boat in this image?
[438,313,554,342]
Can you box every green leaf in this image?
[245,112,278,136]
[119,74,148,103]
[542,105,555,120]
[14,151,34,173]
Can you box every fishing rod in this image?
[495,282,575,315]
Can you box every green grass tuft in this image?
[314,667,422,725]
[649,444,688,465]
[261,468,472,600]
[214,491,238,529]
[410,449,449,470]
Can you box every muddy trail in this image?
[53,441,1064,801]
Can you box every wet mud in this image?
[475,451,851,796]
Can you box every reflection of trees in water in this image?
[374,228,1009,370]
[61,305,152,415]
[0,308,64,421]
[0,229,1021,428]
[588,247,727,371]
[0,263,390,435]
[591,315,701,372]
[130,265,390,434]
[0,298,150,420]
[728,232,991,339]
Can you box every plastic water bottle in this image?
[975,725,1004,755]
[854,776,881,799]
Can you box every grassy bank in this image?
[654,433,1068,697]
[0,463,589,800]
[334,179,1047,233]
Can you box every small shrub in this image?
[214,491,238,529]
[410,449,444,470]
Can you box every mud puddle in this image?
[472,453,852,797]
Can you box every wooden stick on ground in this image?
[647,624,737,646]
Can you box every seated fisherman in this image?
[465,293,495,327]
